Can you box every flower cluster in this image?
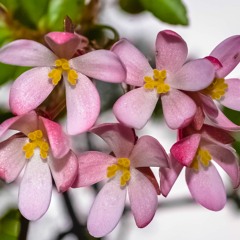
[0,29,240,237]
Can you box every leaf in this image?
[0,63,30,86]
[18,0,49,27]
[140,0,188,25]
[0,209,20,240]
[119,0,145,14]
[46,0,85,31]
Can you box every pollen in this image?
[144,69,170,94]
[190,148,212,171]
[202,78,228,100]
[22,130,49,160]
[107,158,131,187]
[48,58,78,86]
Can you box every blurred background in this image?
[0,0,240,239]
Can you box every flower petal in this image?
[48,151,78,192]
[130,135,169,168]
[0,111,38,137]
[111,39,152,86]
[45,32,81,59]
[70,50,126,83]
[128,169,158,228]
[40,117,70,159]
[10,67,54,115]
[0,40,57,66]
[113,87,158,129]
[201,124,234,145]
[210,35,240,78]
[87,178,127,237]
[18,151,52,220]
[65,73,100,135]
[161,89,197,129]
[169,59,215,91]
[155,30,188,73]
[0,136,27,183]
[206,144,239,188]
[210,108,240,130]
[170,134,201,167]
[72,151,116,187]
[220,78,240,111]
[91,123,136,157]
[186,163,226,211]
[160,154,183,197]
[198,93,218,118]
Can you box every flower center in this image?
[202,78,228,100]
[107,158,131,187]
[48,58,78,86]
[22,130,49,160]
[190,148,212,171]
[144,69,170,94]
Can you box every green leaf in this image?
[0,63,29,86]
[0,0,19,12]
[119,0,145,14]
[18,0,49,27]
[140,0,188,25]
[223,107,240,125]
[46,0,85,31]
[0,209,20,240]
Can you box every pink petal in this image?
[0,136,27,183]
[87,178,127,237]
[91,123,136,158]
[0,111,38,137]
[155,30,188,73]
[169,59,215,91]
[111,39,153,86]
[161,89,197,129]
[10,67,54,115]
[45,32,81,59]
[70,50,126,83]
[65,73,100,135]
[18,152,52,220]
[40,117,70,159]
[206,144,239,188]
[130,135,169,168]
[128,169,158,228]
[48,151,78,192]
[198,93,218,118]
[186,163,226,211]
[72,151,116,187]
[170,134,201,167]
[113,87,159,129]
[201,124,234,145]
[210,108,240,130]
[0,40,57,66]
[160,154,183,197]
[220,78,240,111]
[210,35,240,78]
[138,167,160,195]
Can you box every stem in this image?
[18,214,30,240]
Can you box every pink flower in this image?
[0,32,126,135]
[160,123,239,211]
[0,111,77,220]
[195,35,240,129]
[112,30,215,130]
[72,123,169,237]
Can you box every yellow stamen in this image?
[202,78,228,100]
[107,158,131,187]
[48,58,78,86]
[144,69,170,94]
[22,130,49,160]
[190,148,212,171]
